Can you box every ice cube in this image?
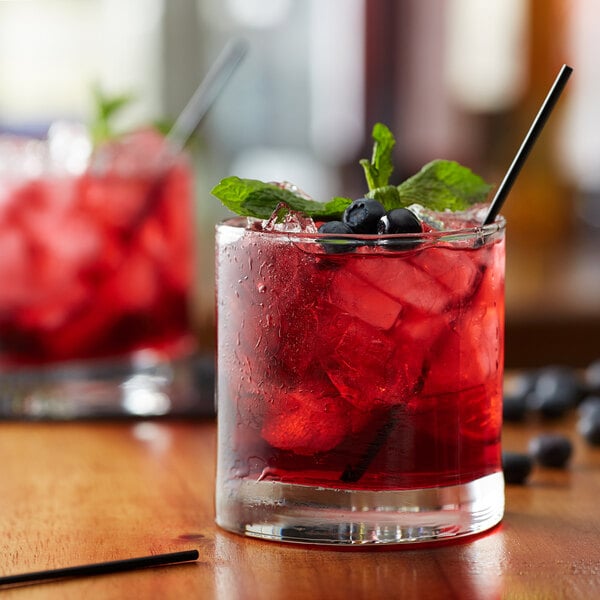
[47,121,92,175]
[89,129,169,177]
[319,313,419,411]
[420,305,502,398]
[327,267,403,330]
[0,136,47,180]
[107,249,160,312]
[408,247,482,303]
[16,281,90,332]
[262,206,318,233]
[458,383,503,442]
[261,388,352,455]
[0,181,105,330]
[412,204,486,231]
[0,228,30,307]
[348,257,449,315]
[79,175,154,231]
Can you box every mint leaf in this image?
[366,161,491,212]
[360,123,395,190]
[397,160,492,211]
[211,177,352,220]
[90,84,135,145]
[366,185,401,211]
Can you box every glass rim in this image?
[216,215,506,244]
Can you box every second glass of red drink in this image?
[0,125,201,418]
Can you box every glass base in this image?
[0,351,215,419]
[216,472,504,545]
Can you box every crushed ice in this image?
[47,121,92,175]
[0,121,92,180]
[409,203,488,231]
[261,201,318,234]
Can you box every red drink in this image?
[0,128,197,416]
[216,214,505,544]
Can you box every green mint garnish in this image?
[211,177,351,220]
[360,122,395,191]
[89,85,135,145]
[211,123,493,220]
[395,159,493,211]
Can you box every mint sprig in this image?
[360,122,395,190]
[211,123,493,220]
[89,85,135,145]
[212,177,352,220]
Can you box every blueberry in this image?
[584,359,600,395]
[502,451,533,485]
[511,370,539,398]
[317,221,355,254]
[578,412,600,446]
[528,433,573,468]
[377,208,422,234]
[577,396,600,419]
[502,371,537,421]
[343,198,385,233]
[525,366,581,418]
[503,391,528,422]
[318,220,353,235]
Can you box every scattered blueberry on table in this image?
[578,410,600,446]
[502,358,600,485]
[502,452,533,485]
[528,433,573,468]
[584,359,600,395]
[525,365,583,419]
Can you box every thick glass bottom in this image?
[0,350,215,419]
[216,471,504,545]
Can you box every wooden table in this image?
[1,415,599,599]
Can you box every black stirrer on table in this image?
[483,63,573,225]
[0,549,199,588]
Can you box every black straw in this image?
[340,406,402,483]
[0,549,199,588]
[483,64,573,225]
[166,38,248,154]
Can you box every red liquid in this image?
[217,219,504,491]
[0,130,194,366]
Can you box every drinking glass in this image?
[215,214,505,545]
[0,124,203,418]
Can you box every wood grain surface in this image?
[0,415,598,599]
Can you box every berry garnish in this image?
[502,451,533,485]
[318,221,353,235]
[317,221,354,254]
[528,433,573,468]
[377,208,422,234]
[343,198,386,233]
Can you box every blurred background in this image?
[0,0,598,369]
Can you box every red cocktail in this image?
[0,127,196,416]
[215,212,505,544]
